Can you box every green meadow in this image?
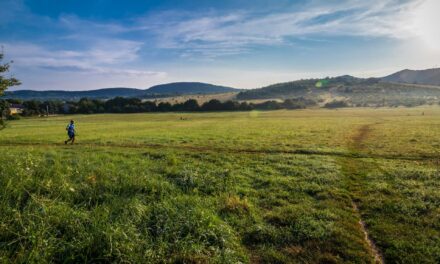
[1,107,439,263]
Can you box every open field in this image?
[1,107,440,263]
[144,92,238,104]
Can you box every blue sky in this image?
[1,0,440,90]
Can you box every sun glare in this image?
[412,0,440,50]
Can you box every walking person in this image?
[65,120,76,144]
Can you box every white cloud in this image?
[59,15,129,35]
[2,0,439,90]
[2,42,166,90]
[2,0,431,60]
[3,41,164,76]
[139,0,424,57]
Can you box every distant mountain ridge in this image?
[148,82,237,94]
[4,88,146,100]
[382,68,440,86]
[5,68,440,104]
[237,67,440,103]
[237,74,440,106]
[4,82,239,100]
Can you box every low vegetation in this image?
[1,107,439,263]
[324,100,349,109]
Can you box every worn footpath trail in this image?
[340,123,385,264]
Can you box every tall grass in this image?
[1,107,440,263]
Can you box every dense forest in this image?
[0,97,316,117]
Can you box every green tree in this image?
[0,52,20,96]
[0,51,21,126]
[182,99,199,111]
[0,99,10,121]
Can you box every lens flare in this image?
[315,79,329,88]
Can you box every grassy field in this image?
[1,107,440,263]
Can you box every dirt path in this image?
[352,202,384,264]
[346,123,384,264]
[352,124,372,150]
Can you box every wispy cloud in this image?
[138,0,423,57]
[0,0,164,78]
[1,0,437,90]
[2,0,426,60]
[4,42,164,77]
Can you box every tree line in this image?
[1,97,317,116]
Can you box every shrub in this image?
[324,100,349,108]
[7,114,21,120]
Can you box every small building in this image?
[9,104,25,115]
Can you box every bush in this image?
[282,98,316,109]
[324,100,349,109]
[7,114,21,120]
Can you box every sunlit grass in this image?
[1,107,439,263]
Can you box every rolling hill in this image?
[382,68,440,86]
[5,69,440,106]
[237,68,440,104]
[4,82,239,100]
[147,82,237,95]
[237,75,440,106]
[3,88,146,100]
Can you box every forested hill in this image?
[147,82,238,94]
[237,75,440,106]
[237,76,377,100]
[4,82,239,100]
[3,88,146,100]
[238,68,440,101]
[382,68,440,86]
